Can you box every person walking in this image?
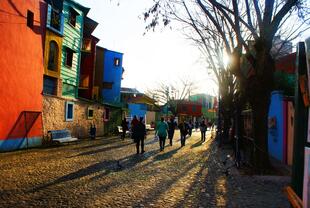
[155,117,169,151]
[167,117,177,146]
[89,123,96,140]
[130,115,139,140]
[188,120,193,136]
[135,117,146,154]
[195,120,199,132]
[121,118,128,140]
[178,120,188,147]
[200,119,207,142]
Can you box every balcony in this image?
[81,38,92,52]
[79,75,89,89]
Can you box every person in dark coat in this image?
[195,120,199,131]
[200,120,207,142]
[135,117,146,154]
[130,115,139,140]
[121,118,128,140]
[90,123,96,140]
[178,120,188,147]
[188,120,193,136]
[167,117,177,146]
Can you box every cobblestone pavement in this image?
[0,130,290,208]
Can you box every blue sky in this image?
[76,0,310,96]
[76,0,215,95]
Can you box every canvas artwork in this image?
[305,38,310,143]
[303,147,310,208]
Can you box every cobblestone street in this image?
[0,130,290,208]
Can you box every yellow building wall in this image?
[44,30,62,78]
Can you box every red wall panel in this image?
[0,0,46,139]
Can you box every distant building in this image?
[190,94,217,122]
[174,100,202,122]
[121,88,157,125]
[275,52,296,74]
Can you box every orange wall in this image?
[287,101,295,165]
[0,0,46,139]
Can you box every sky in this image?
[75,0,216,96]
[75,0,310,97]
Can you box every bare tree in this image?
[145,77,198,105]
[144,0,310,171]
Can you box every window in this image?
[62,83,76,97]
[43,75,57,95]
[103,82,113,89]
[68,8,78,27]
[48,41,59,71]
[50,8,61,31]
[87,107,94,119]
[65,47,74,67]
[27,10,34,28]
[192,106,197,112]
[114,58,120,66]
[47,5,63,34]
[65,101,74,121]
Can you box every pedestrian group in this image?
[121,115,213,154]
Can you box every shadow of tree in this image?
[190,140,204,149]
[152,147,181,161]
[70,142,134,157]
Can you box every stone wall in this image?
[43,95,105,138]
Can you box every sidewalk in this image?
[216,137,291,208]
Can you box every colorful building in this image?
[94,47,124,135]
[268,91,294,165]
[43,0,64,96]
[175,100,202,122]
[190,94,217,122]
[61,0,89,98]
[120,88,157,125]
[102,48,124,103]
[0,0,46,151]
[42,0,105,139]
[95,46,124,104]
[78,17,99,100]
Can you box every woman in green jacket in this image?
[155,117,169,151]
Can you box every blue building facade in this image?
[128,103,147,120]
[268,91,285,162]
[102,49,123,103]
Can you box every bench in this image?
[117,126,131,137]
[48,129,78,144]
[146,124,155,131]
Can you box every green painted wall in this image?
[61,1,85,98]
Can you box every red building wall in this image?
[79,36,99,100]
[0,0,46,151]
[275,53,296,74]
[177,102,202,117]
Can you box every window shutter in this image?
[60,12,64,35]
[46,4,51,28]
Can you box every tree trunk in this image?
[247,40,274,172]
[251,97,271,172]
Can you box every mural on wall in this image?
[303,147,310,208]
